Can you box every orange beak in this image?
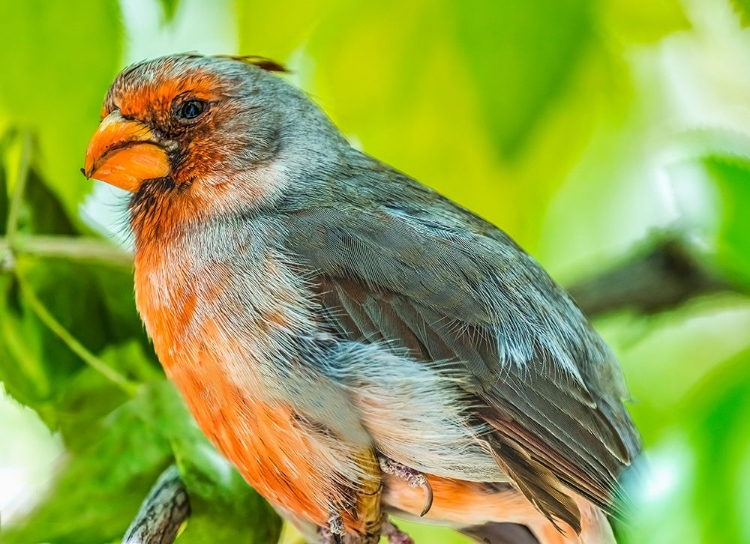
[83,111,171,192]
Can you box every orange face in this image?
[83,60,227,193]
[83,55,298,229]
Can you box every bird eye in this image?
[175,99,206,121]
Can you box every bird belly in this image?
[134,248,382,535]
[134,272,336,526]
[164,341,337,528]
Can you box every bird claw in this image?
[419,479,434,517]
[377,456,433,516]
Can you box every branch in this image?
[568,238,736,318]
[12,235,133,267]
[123,465,190,544]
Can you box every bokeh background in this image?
[1,0,749,542]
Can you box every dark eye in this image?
[175,99,206,121]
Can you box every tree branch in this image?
[123,465,190,544]
[568,238,737,318]
[13,235,133,267]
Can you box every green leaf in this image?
[300,1,525,241]
[236,0,340,61]
[0,0,123,222]
[453,0,594,159]
[56,341,160,453]
[0,275,53,411]
[1,379,173,544]
[253,0,612,247]
[0,137,8,232]
[23,166,78,236]
[393,519,472,544]
[683,348,750,543]
[2,375,279,543]
[160,0,180,23]
[0,255,150,428]
[702,156,750,287]
[732,0,750,26]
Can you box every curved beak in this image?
[83,111,171,192]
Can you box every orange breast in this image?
[167,349,332,526]
[133,257,363,532]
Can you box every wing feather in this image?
[281,175,640,528]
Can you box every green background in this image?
[0,0,749,542]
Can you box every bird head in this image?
[84,54,344,231]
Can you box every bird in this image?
[83,53,640,544]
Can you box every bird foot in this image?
[318,512,346,544]
[377,456,433,516]
[318,515,413,544]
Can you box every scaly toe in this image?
[378,455,433,516]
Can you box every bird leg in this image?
[377,456,433,516]
[318,515,414,544]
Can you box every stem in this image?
[12,235,132,267]
[5,131,32,246]
[16,272,139,396]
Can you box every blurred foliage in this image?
[0,0,122,221]
[0,0,749,543]
[702,156,750,287]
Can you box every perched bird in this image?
[83,54,640,544]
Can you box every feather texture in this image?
[280,150,641,529]
[92,53,641,541]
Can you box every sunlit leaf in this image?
[236,0,340,61]
[0,0,122,221]
[702,156,750,287]
[603,0,690,43]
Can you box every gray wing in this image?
[280,169,640,531]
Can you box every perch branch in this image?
[568,238,736,318]
[123,465,190,544]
